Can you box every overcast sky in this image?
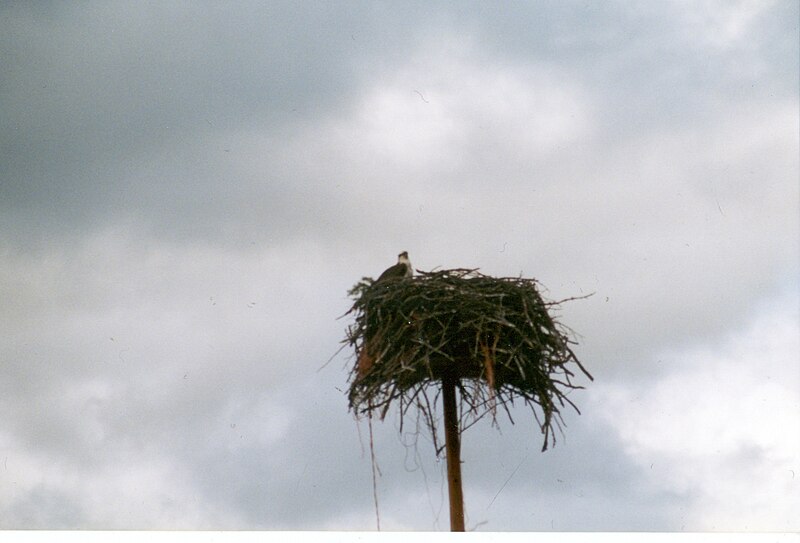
[1,1,798,532]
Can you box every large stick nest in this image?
[344,268,593,451]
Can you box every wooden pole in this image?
[442,373,465,531]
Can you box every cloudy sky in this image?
[1,1,798,532]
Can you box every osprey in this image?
[357,251,413,379]
[376,251,413,282]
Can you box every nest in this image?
[344,268,593,451]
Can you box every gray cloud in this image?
[0,1,797,531]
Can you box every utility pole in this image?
[442,372,465,531]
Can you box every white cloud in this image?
[332,36,594,180]
[671,0,777,50]
[593,293,800,530]
[0,429,231,528]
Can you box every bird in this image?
[358,251,413,379]
[376,251,413,282]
